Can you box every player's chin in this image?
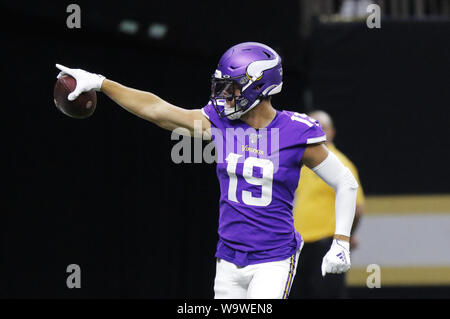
[225,101,234,109]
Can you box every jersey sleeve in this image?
[299,125,327,145]
[281,111,327,146]
[201,101,223,129]
[294,114,327,145]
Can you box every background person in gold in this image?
[289,110,365,299]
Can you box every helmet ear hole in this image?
[254,84,264,90]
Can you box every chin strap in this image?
[224,98,261,120]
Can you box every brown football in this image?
[53,74,97,119]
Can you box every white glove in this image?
[321,239,351,276]
[55,64,105,101]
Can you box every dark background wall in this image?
[2,1,449,298]
[307,19,450,194]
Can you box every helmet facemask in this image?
[210,75,253,120]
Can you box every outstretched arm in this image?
[101,79,210,134]
[55,64,211,136]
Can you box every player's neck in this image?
[240,100,277,129]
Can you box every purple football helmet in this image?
[210,42,283,120]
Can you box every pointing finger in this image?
[55,64,73,75]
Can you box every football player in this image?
[55,42,358,299]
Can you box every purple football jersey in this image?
[202,102,326,266]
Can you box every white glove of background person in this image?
[321,239,351,276]
[55,64,105,101]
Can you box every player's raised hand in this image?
[321,239,351,276]
[55,64,105,101]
